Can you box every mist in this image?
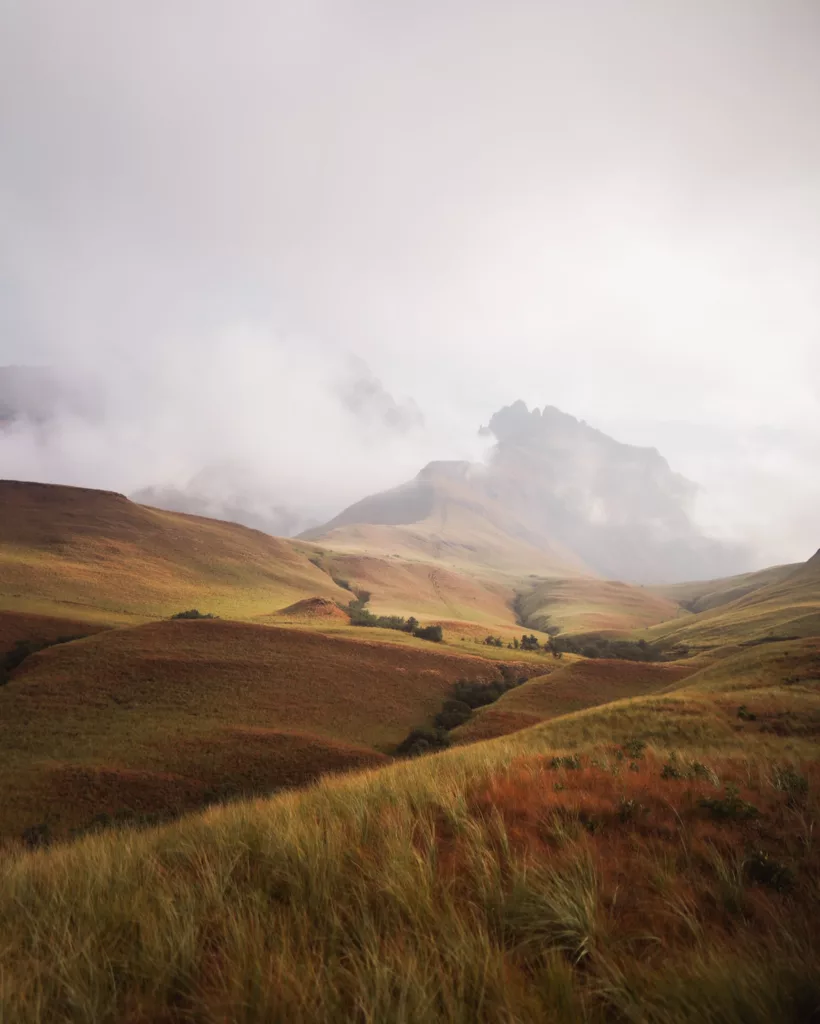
[1,1,818,568]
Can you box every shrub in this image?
[413,624,443,643]
[394,727,450,757]
[21,822,51,849]
[434,700,472,731]
[550,754,582,771]
[772,765,809,803]
[699,786,760,822]
[622,738,647,760]
[745,850,795,892]
[170,609,217,620]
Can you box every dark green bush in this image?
[549,754,582,771]
[699,786,760,822]
[394,727,450,757]
[745,849,795,892]
[170,610,217,620]
[434,700,473,731]
[413,624,443,643]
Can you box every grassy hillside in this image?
[0,609,107,654]
[517,576,681,636]
[294,546,521,624]
[649,562,800,614]
[301,462,592,578]
[0,636,817,1022]
[0,480,350,621]
[453,659,694,744]
[0,618,536,840]
[643,550,820,651]
[0,480,554,640]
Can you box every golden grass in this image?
[298,547,521,624]
[454,658,693,744]
[642,554,820,651]
[0,716,817,1022]
[648,563,801,614]
[0,480,350,621]
[517,576,682,636]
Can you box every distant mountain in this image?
[303,401,751,583]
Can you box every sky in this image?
[1,0,818,565]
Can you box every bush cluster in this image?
[347,593,442,642]
[170,609,218,620]
[483,633,547,651]
[396,669,527,756]
[545,634,683,662]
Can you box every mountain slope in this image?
[648,562,800,614]
[517,576,681,636]
[305,402,749,583]
[643,548,820,650]
[0,480,350,621]
[302,459,592,578]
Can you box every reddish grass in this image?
[0,609,106,654]
[35,731,388,835]
[455,658,693,743]
[452,753,820,965]
[274,596,350,622]
[0,618,526,839]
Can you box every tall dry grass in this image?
[1,733,817,1023]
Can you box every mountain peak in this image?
[304,402,750,583]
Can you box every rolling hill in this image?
[1,632,817,1022]
[642,548,820,651]
[0,480,352,622]
[452,658,694,744]
[0,480,558,638]
[0,617,539,840]
[516,576,681,636]
[648,562,800,614]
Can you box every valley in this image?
[0,474,817,1022]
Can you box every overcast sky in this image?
[1,1,818,565]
